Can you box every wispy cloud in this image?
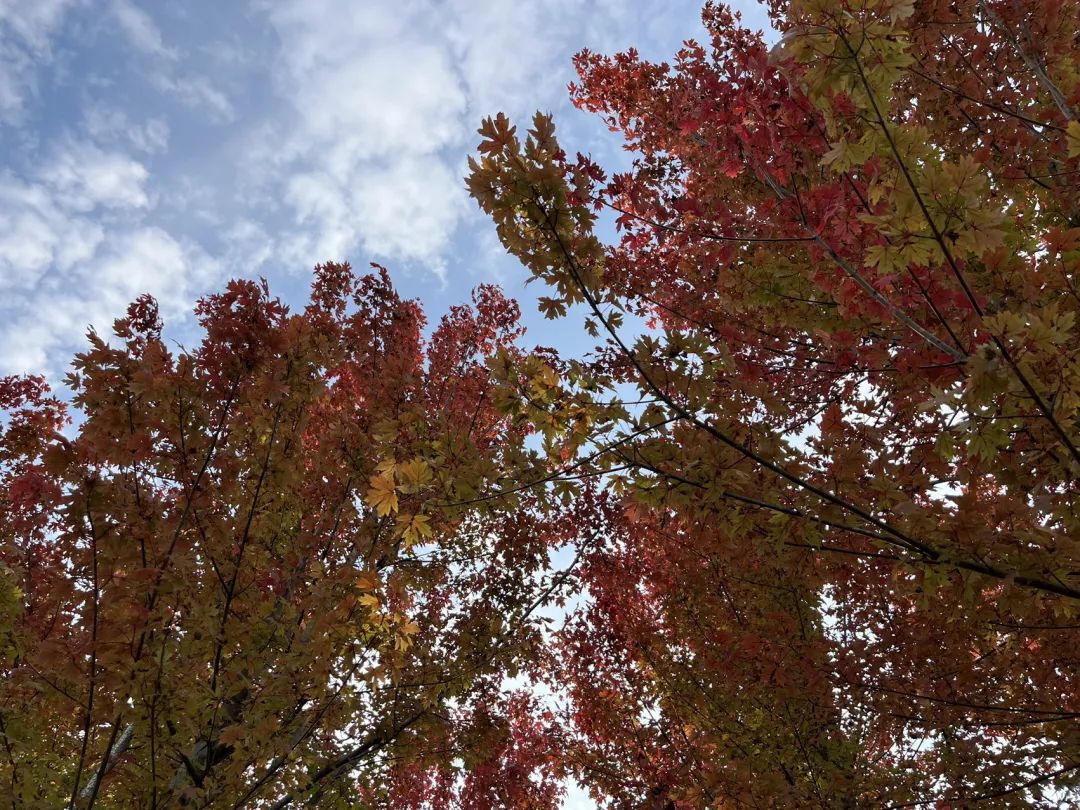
[0,139,151,293]
[251,0,472,272]
[0,171,103,291]
[0,226,218,374]
[0,0,79,120]
[81,106,169,153]
[0,0,713,376]
[242,0,718,282]
[39,139,151,211]
[246,0,663,278]
[0,137,215,374]
[109,0,174,58]
[149,73,234,122]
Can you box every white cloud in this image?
[253,0,470,270]
[150,73,234,122]
[280,170,353,265]
[110,0,174,58]
[221,218,275,272]
[0,172,103,290]
[276,156,463,280]
[0,137,219,375]
[293,42,465,164]
[243,0,711,282]
[0,0,74,49]
[39,140,150,211]
[0,0,79,119]
[0,0,716,377]
[249,0,604,274]
[0,138,150,294]
[443,0,586,119]
[81,106,170,153]
[349,156,463,276]
[0,227,217,374]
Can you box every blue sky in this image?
[0,0,772,377]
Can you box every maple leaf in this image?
[365,472,399,516]
[397,458,432,491]
[396,513,433,547]
[1068,120,1080,159]
[538,296,568,319]
[477,112,517,155]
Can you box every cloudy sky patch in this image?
[0,0,770,380]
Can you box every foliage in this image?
[0,263,576,807]
[468,0,1080,804]
[6,0,1080,806]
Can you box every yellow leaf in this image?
[398,458,432,489]
[354,571,379,591]
[820,140,849,168]
[359,593,381,610]
[365,474,398,516]
[396,513,433,547]
[411,514,433,538]
[1068,120,1080,159]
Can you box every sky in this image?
[0,0,772,379]
[0,2,770,805]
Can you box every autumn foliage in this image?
[4,0,1080,806]
[0,265,578,806]
[467,0,1080,804]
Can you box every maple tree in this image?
[0,263,582,807]
[5,0,1080,806]
[468,0,1080,805]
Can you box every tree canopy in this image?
[468,0,1080,803]
[0,266,583,806]
[3,0,1080,806]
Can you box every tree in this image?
[468,0,1080,804]
[0,263,578,807]
[7,0,1080,805]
